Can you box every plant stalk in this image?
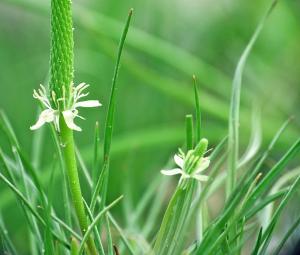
[50,0,97,253]
[60,118,98,255]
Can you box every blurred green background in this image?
[0,0,299,252]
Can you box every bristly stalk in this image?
[50,0,97,254]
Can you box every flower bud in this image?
[193,138,208,157]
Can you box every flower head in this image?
[161,140,210,182]
[30,83,101,132]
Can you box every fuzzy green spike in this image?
[50,0,74,102]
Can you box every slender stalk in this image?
[60,119,98,255]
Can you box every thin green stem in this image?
[60,118,97,255]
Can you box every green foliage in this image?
[0,0,299,255]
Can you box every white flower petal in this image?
[161,168,183,176]
[74,100,102,108]
[30,109,56,130]
[174,154,184,168]
[62,110,82,131]
[195,157,210,173]
[42,109,56,122]
[192,174,209,182]
[30,116,46,130]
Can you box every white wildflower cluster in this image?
[30,83,101,132]
[161,141,210,182]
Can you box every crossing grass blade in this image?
[0,172,70,248]
[78,196,123,254]
[259,174,300,254]
[83,198,105,254]
[108,213,135,255]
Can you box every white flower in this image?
[30,85,60,131]
[30,83,101,132]
[161,152,210,182]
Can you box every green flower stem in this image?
[49,0,97,253]
[60,118,97,255]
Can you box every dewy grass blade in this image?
[227,0,278,197]
[78,196,123,255]
[90,8,133,212]
[92,121,100,187]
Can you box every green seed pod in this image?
[193,138,208,157]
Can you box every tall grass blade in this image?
[90,8,133,212]
[193,75,201,143]
[186,114,194,150]
[227,0,278,196]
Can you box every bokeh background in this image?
[0,0,299,252]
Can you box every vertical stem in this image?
[50,0,97,253]
[60,119,97,255]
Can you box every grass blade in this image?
[273,215,300,255]
[90,8,133,212]
[78,196,123,254]
[186,114,194,150]
[227,0,278,196]
[193,75,201,143]
[0,172,70,248]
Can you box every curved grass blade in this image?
[227,0,278,197]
